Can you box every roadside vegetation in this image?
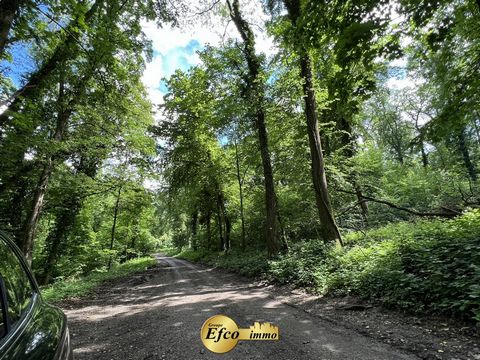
[166,210,480,322]
[41,257,156,303]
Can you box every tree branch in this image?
[336,188,461,218]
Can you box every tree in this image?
[226,0,287,255]
[276,0,343,244]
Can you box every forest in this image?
[1,0,479,321]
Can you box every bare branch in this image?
[336,188,461,218]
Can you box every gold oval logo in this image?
[200,315,279,353]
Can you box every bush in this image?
[41,256,157,302]
[268,239,331,289]
[170,210,480,321]
[328,210,480,321]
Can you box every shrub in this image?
[168,210,480,321]
[329,210,480,321]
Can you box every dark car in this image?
[0,231,72,359]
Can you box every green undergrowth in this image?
[167,210,480,321]
[41,256,157,302]
[162,247,269,277]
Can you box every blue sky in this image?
[154,39,202,94]
[1,42,35,88]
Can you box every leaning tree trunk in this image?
[227,0,286,255]
[284,0,342,245]
[108,186,122,270]
[458,127,477,182]
[234,139,246,250]
[0,0,22,57]
[0,0,103,128]
[21,161,53,264]
[300,56,343,244]
[20,74,70,264]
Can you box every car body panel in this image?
[0,232,72,360]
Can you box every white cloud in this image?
[142,55,163,89]
[386,76,414,90]
[140,0,277,107]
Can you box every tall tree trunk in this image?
[420,139,428,168]
[283,0,342,245]
[20,74,69,264]
[191,209,198,251]
[39,157,98,285]
[299,56,343,244]
[414,113,429,167]
[8,176,27,243]
[216,189,230,252]
[337,117,369,224]
[216,201,224,251]
[224,215,231,252]
[108,186,122,270]
[458,127,477,182]
[20,161,52,264]
[226,0,285,255]
[39,198,80,285]
[234,139,246,250]
[206,210,211,251]
[0,0,22,56]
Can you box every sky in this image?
[139,9,413,112]
[140,1,276,109]
[1,1,412,114]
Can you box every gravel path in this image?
[62,254,419,360]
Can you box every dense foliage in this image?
[1,0,479,320]
[170,210,480,321]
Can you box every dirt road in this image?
[64,255,417,360]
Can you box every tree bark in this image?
[226,0,285,255]
[216,200,224,251]
[0,0,22,56]
[234,139,246,250]
[458,127,477,182]
[206,210,211,250]
[20,74,70,264]
[414,115,429,168]
[39,197,80,285]
[108,186,122,270]
[300,56,343,245]
[337,116,369,224]
[8,175,27,243]
[216,189,231,252]
[39,157,98,285]
[191,209,198,251]
[20,160,52,264]
[283,0,343,245]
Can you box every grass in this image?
[160,247,269,277]
[41,256,157,302]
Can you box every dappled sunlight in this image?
[65,257,414,360]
